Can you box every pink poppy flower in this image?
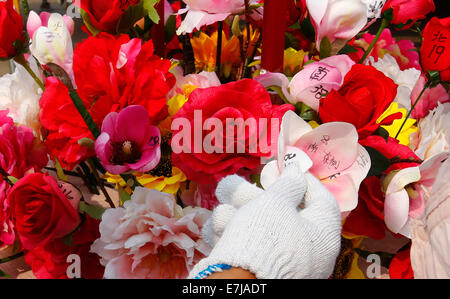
[95,105,161,175]
[260,111,371,217]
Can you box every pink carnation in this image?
[410,75,450,120]
[90,187,211,279]
[0,110,48,246]
[350,28,420,71]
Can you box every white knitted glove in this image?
[189,164,342,279]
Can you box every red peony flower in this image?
[319,64,398,139]
[0,0,24,58]
[0,110,48,246]
[25,215,104,279]
[420,17,450,82]
[78,0,140,32]
[7,173,81,250]
[382,0,435,29]
[40,33,175,169]
[171,79,293,185]
[389,245,414,279]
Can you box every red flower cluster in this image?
[78,0,140,32]
[40,33,175,169]
[0,0,24,58]
[319,64,398,139]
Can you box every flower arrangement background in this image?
[0,0,449,279]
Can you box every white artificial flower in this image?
[369,54,421,110]
[0,58,42,133]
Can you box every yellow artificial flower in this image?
[308,120,320,129]
[377,102,417,146]
[103,167,187,195]
[283,48,308,77]
[191,27,260,78]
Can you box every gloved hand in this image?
[189,164,342,279]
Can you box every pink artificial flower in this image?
[306,0,368,52]
[176,0,261,34]
[90,187,211,279]
[384,152,449,237]
[95,105,161,175]
[410,75,450,120]
[260,111,371,217]
[256,55,355,111]
[350,28,420,70]
[0,110,48,246]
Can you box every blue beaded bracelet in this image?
[193,263,232,279]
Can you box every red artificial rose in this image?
[0,0,24,58]
[420,17,450,82]
[7,173,81,250]
[40,33,175,169]
[343,177,387,240]
[25,215,104,279]
[389,246,414,279]
[171,79,294,185]
[382,0,435,29]
[78,0,139,32]
[319,64,398,139]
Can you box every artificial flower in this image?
[95,105,161,175]
[77,0,139,32]
[25,214,104,279]
[0,0,24,58]
[410,74,450,119]
[383,152,449,237]
[6,173,80,250]
[420,17,450,82]
[410,103,450,160]
[171,79,293,185]
[306,0,368,53]
[368,54,421,110]
[350,28,420,70]
[288,54,355,110]
[389,245,414,279]
[319,64,398,139]
[28,12,76,87]
[377,102,417,146]
[176,0,260,35]
[382,0,435,29]
[260,110,371,215]
[90,187,211,279]
[283,48,309,77]
[0,57,42,133]
[0,110,48,246]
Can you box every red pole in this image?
[261,0,287,73]
[152,0,166,58]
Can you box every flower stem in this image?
[87,159,115,208]
[359,17,390,64]
[13,54,45,91]
[394,80,432,140]
[215,21,223,78]
[21,0,30,18]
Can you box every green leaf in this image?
[249,174,262,189]
[54,156,68,182]
[338,43,358,54]
[118,185,132,205]
[364,146,391,177]
[79,201,106,220]
[319,36,331,59]
[62,234,74,247]
[374,127,390,143]
[0,269,10,278]
[143,0,161,24]
[383,8,394,22]
[299,14,315,42]
[7,176,18,184]
[80,9,100,36]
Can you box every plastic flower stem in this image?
[359,17,390,64]
[0,166,14,186]
[20,0,30,17]
[13,54,45,91]
[87,159,115,208]
[215,21,223,78]
[0,252,24,264]
[394,79,432,140]
[68,90,101,139]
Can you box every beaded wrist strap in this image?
[193,264,232,279]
